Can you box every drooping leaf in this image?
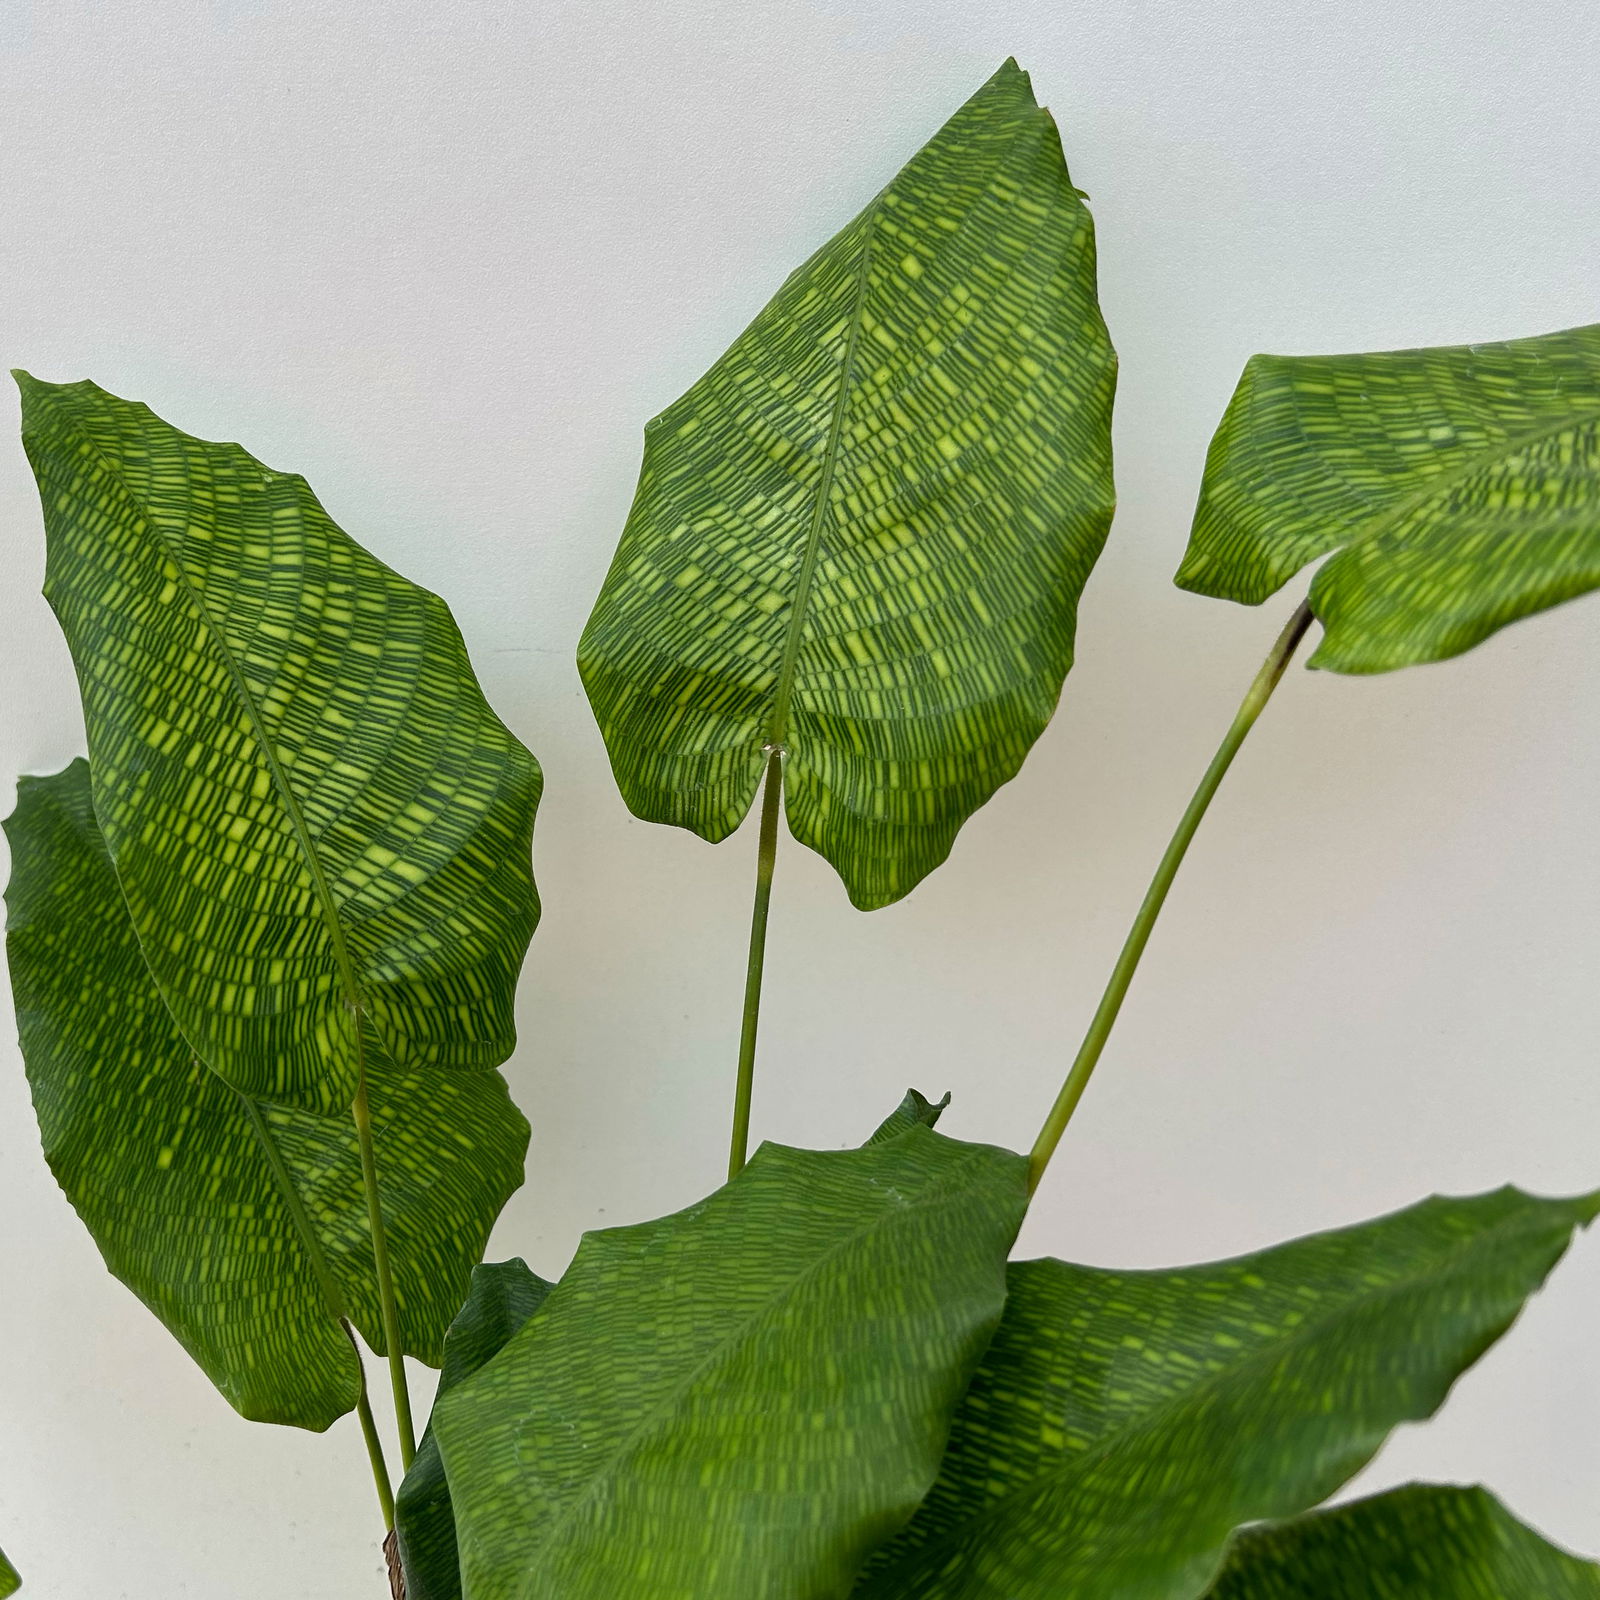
[854,1185,1598,1600]
[396,1259,554,1600]
[1206,1484,1600,1597]
[18,373,542,1112]
[579,59,1116,909]
[1176,324,1600,673]
[0,1544,17,1597]
[434,1127,1028,1599]
[866,1086,950,1144]
[3,761,529,1425]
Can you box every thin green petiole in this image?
[236,1090,396,1531]
[1028,598,1317,1195]
[352,1054,418,1469]
[728,746,784,1180]
[341,1321,397,1528]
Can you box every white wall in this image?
[2,1,1599,1593]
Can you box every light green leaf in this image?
[0,1544,17,1597]
[579,59,1116,909]
[854,1185,1598,1600]
[1176,323,1600,673]
[1207,1484,1600,1597]
[397,1259,554,1600]
[435,1127,1028,1599]
[4,761,529,1425]
[18,373,542,1112]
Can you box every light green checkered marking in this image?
[434,1127,1027,1599]
[855,1186,1599,1599]
[1208,1484,1600,1597]
[5,760,529,1426]
[579,60,1116,908]
[18,374,542,1112]
[1178,323,1600,673]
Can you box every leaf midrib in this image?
[866,1208,1572,1593]
[764,209,881,750]
[494,1141,1018,1600]
[36,398,370,1062]
[1291,394,1600,558]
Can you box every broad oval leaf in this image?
[853,1185,1598,1600]
[18,373,542,1111]
[396,1259,554,1600]
[0,1545,16,1598]
[434,1127,1028,1599]
[1176,324,1600,673]
[579,60,1116,909]
[3,761,529,1426]
[1207,1484,1600,1598]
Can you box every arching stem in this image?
[1028,599,1317,1195]
[728,747,784,1180]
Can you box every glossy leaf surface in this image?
[4,761,529,1426]
[396,1259,554,1600]
[1208,1484,1600,1597]
[1177,324,1600,672]
[435,1128,1028,1599]
[854,1185,1598,1599]
[579,60,1116,908]
[19,373,542,1111]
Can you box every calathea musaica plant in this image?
[5,56,1600,1600]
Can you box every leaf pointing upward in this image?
[580,60,1116,908]
[19,374,542,1112]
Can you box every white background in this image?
[2,1,1599,1594]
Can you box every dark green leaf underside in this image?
[855,1185,1598,1599]
[1178,323,1600,673]
[5,762,529,1427]
[397,1260,554,1600]
[1208,1484,1600,1597]
[436,1129,1028,1599]
[19,373,542,1110]
[579,59,1116,908]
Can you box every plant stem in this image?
[342,1321,398,1528]
[236,1090,397,1531]
[1027,598,1316,1195]
[352,1057,418,1469]
[728,747,784,1180]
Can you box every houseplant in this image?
[6,57,1600,1597]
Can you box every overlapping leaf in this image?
[853,1185,1598,1599]
[18,373,542,1112]
[396,1259,554,1600]
[1207,1484,1600,1597]
[434,1127,1028,1599]
[1176,324,1600,672]
[4,761,529,1426]
[579,59,1116,908]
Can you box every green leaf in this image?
[1176,323,1600,673]
[578,59,1116,909]
[854,1185,1598,1600]
[396,1259,554,1600]
[1207,1484,1600,1597]
[18,373,542,1112]
[866,1086,950,1144]
[4,761,529,1425]
[0,1545,17,1598]
[434,1127,1028,1599]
